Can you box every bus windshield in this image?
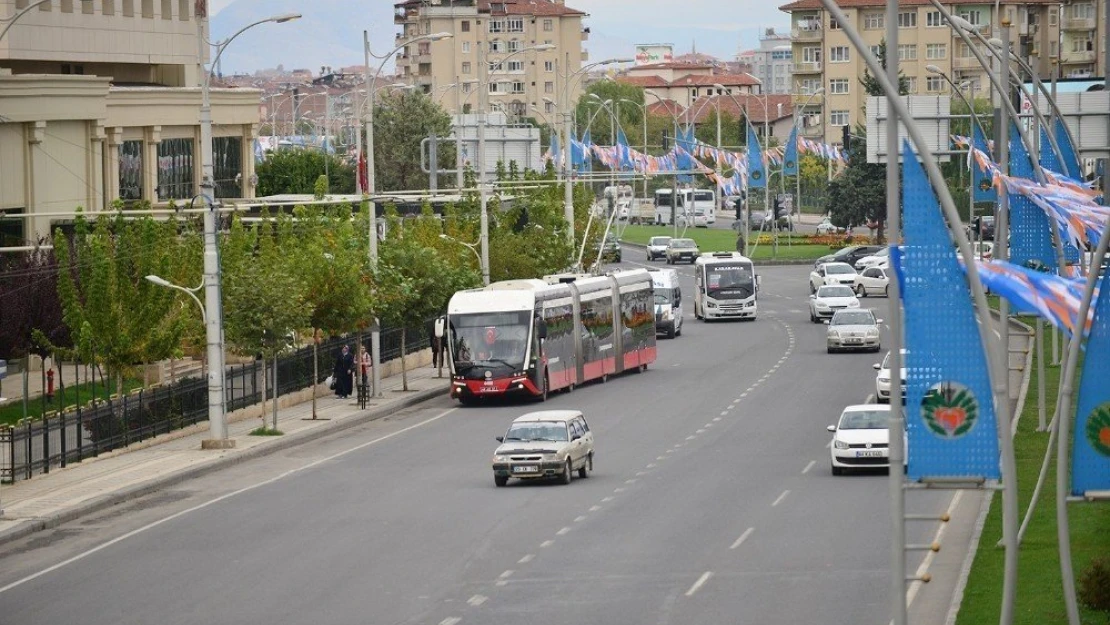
[450,311,531,374]
[693,191,714,203]
[705,263,755,299]
[656,192,685,208]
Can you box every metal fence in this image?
[0,319,434,483]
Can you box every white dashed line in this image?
[626,478,639,484]
[696,429,706,434]
[686,435,696,441]
[802,460,816,474]
[614,487,626,492]
[468,594,488,606]
[713,417,722,422]
[865,393,876,403]
[772,490,791,507]
[739,393,748,398]
[518,554,535,564]
[440,618,461,625]
[602,497,614,502]
[499,570,514,579]
[540,540,554,548]
[656,456,666,461]
[647,463,657,468]
[589,505,602,512]
[720,410,729,416]
[730,527,755,550]
[704,423,713,429]
[685,571,714,597]
[574,515,587,523]
[556,527,571,535]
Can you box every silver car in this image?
[492,410,594,487]
[827,308,882,353]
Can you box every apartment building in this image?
[392,0,588,119]
[746,28,795,95]
[0,0,260,245]
[617,62,762,111]
[779,0,1100,146]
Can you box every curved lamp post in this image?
[792,87,825,216]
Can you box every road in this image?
[0,251,962,625]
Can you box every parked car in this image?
[665,238,699,264]
[646,236,672,261]
[854,247,890,270]
[873,349,907,404]
[855,266,890,297]
[809,284,860,323]
[492,410,594,486]
[827,404,898,475]
[816,217,845,235]
[826,308,882,353]
[971,215,995,240]
[814,245,885,269]
[809,262,859,293]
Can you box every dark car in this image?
[814,245,884,269]
[748,210,768,231]
[971,215,995,240]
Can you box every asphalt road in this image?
[0,252,961,625]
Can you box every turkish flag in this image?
[195,0,207,18]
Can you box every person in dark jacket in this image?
[333,344,354,399]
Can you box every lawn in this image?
[0,377,145,427]
[956,337,1110,625]
[618,225,836,262]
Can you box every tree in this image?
[372,91,453,192]
[574,80,645,144]
[0,246,69,363]
[860,40,910,97]
[256,148,356,197]
[693,108,743,150]
[825,128,889,243]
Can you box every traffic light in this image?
[842,124,851,150]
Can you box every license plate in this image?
[845,339,862,344]
[856,450,884,458]
[513,465,538,473]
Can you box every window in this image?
[156,138,195,200]
[103,0,114,15]
[462,41,470,53]
[177,0,186,19]
[488,19,504,33]
[545,81,554,93]
[926,75,944,92]
[898,44,917,61]
[802,46,821,63]
[462,82,472,93]
[957,10,981,25]
[507,17,524,32]
[212,137,243,199]
[141,0,153,18]
[122,0,134,16]
[956,42,977,58]
[1048,7,1058,26]
[543,18,553,31]
[512,81,525,94]
[926,10,944,27]
[897,10,916,27]
[544,60,554,72]
[61,0,74,13]
[864,12,884,29]
[830,110,850,126]
[829,46,850,62]
[507,39,520,52]
[508,60,523,72]
[1069,3,1094,19]
[461,61,472,74]
[800,77,821,94]
[461,20,470,32]
[489,39,504,53]
[869,44,882,58]
[926,43,947,59]
[490,61,504,72]
[905,76,917,93]
[489,82,503,94]
[1050,40,1058,57]
[829,14,841,29]
[545,101,555,113]
[160,0,170,19]
[829,78,849,94]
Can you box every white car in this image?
[492,410,594,487]
[873,349,906,404]
[855,266,891,297]
[816,217,844,235]
[827,308,882,353]
[809,262,858,293]
[854,247,890,270]
[646,236,672,261]
[827,404,899,475]
[809,284,859,323]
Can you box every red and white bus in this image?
[446,269,657,404]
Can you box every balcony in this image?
[801,123,824,137]
[793,61,822,74]
[791,27,823,41]
[1062,17,1096,31]
[1062,49,1096,64]
[793,93,824,107]
[581,29,590,41]
[394,9,409,24]
[952,56,983,70]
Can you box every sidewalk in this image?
[0,362,449,545]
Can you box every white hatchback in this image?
[809,284,859,323]
[809,262,858,293]
[855,266,890,297]
[827,404,894,475]
[873,349,907,404]
[492,410,594,487]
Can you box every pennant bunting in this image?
[747,122,766,189]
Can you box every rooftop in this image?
[679,94,795,124]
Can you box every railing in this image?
[1061,17,1096,31]
[1062,49,1096,63]
[0,320,436,483]
[793,62,821,74]
[792,27,823,41]
[952,56,982,70]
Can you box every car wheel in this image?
[856,284,866,298]
[578,453,592,478]
[538,372,549,402]
[675,325,682,337]
[877,396,889,404]
[666,325,676,339]
[494,474,509,487]
[560,458,573,484]
[831,465,844,476]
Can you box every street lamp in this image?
[145,274,207,379]
[197,12,300,449]
[0,0,90,43]
[619,98,649,200]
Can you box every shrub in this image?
[1078,556,1110,612]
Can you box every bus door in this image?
[609,275,624,374]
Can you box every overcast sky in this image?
[207,0,791,72]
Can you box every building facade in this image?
[0,0,260,246]
[392,0,588,119]
[617,61,762,111]
[779,0,1100,145]
[749,28,795,95]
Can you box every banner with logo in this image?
[1008,126,1058,272]
[899,141,1000,480]
[747,122,765,189]
[782,127,798,176]
[1072,268,1110,495]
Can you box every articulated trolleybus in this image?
[693,252,759,321]
[446,269,657,404]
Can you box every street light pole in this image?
[197,11,300,448]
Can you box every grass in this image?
[956,342,1110,625]
[249,427,284,436]
[618,225,835,261]
[0,376,145,427]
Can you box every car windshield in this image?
[650,237,671,246]
[832,311,874,326]
[826,264,855,275]
[839,410,890,430]
[671,239,696,249]
[817,286,854,298]
[504,421,568,442]
[653,288,673,305]
[880,350,908,370]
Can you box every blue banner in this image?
[1072,269,1110,495]
[1055,118,1083,181]
[1008,127,1058,272]
[782,126,798,176]
[900,141,1001,480]
[972,124,997,203]
[747,122,766,188]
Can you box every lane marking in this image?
[468,594,488,606]
[540,540,554,548]
[720,411,729,416]
[625,478,638,484]
[696,429,706,434]
[713,417,722,422]
[589,505,602,512]
[518,554,535,564]
[704,423,713,429]
[656,456,666,461]
[802,460,816,474]
[685,435,696,441]
[614,487,626,493]
[602,497,614,502]
[739,393,748,399]
[556,527,571,535]
[646,463,657,469]
[499,570,514,579]
[0,406,460,596]
[772,490,791,507]
[730,527,755,550]
[685,571,714,597]
[907,491,964,608]
[574,515,587,523]
[440,618,462,625]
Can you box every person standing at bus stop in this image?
[359,344,372,394]
[333,344,354,399]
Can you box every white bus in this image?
[691,189,716,226]
[693,252,759,321]
[654,188,692,226]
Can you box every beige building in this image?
[392,0,588,118]
[779,0,1100,145]
[617,61,762,110]
[0,0,260,247]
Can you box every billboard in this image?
[634,44,674,66]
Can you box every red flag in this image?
[358,151,368,193]
[195,0,207,18]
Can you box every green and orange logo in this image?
[1085,403,1110,457]
[921,382,979,439]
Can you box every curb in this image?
[619,241,820,267]
[0,384,446,547]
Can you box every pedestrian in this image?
[333,344,354,399]
[359,344,371,390]
[735,233,746,255]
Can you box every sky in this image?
[207,0,792,74]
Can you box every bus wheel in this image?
[639,363,648,373]
[459,396,477,407]
[601,373,609,383]
[538,372,549,402]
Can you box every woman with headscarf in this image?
[333,344,354,399]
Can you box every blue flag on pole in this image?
[1008,127,1057,271]
[747,122,766,188]
[971,124,997,203]
[782,126,799,176]
[899,140,1001,480]
[1055,118,1083,181]
[1072,269,1110,495]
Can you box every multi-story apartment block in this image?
[617,62,762,111]
[779,0,1100,146]
[392,0,588,118]
[0,0,260,245]
[749,28,795,95]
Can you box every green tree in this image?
[373,91,453,192]
[860,40,910,97]
[574,80,645,144]
[826,128,890,243]
[256,148,356,197]
[693,108,743,150]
